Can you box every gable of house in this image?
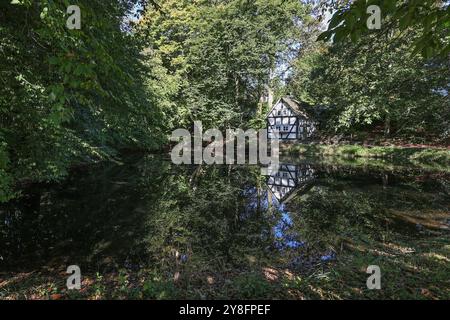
[267,97,317,140]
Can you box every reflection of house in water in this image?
[266,164,316,204]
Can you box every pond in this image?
[1,155,449,299]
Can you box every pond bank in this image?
[283,144,450,170]
[1,155,449,300]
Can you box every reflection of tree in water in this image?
[1,156,449,298]
[264,163,336,273]
[278,166,450,277]
[0,157,295,276]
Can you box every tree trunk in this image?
[384,114,391,137]
[257,100,262,116]
[268,86,273,111]
[235,75,239,105]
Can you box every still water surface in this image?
[1,155,449,297]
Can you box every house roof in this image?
[282,97,312,119]
[268,96,322,120]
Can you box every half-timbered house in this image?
[267,97,317,141]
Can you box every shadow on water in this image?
[0,154,449,298]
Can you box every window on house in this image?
[276,126,281,131]
[283,126,289,131]
[277,111,281,116]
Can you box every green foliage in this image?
[0,0,165,201]
[0,136,14,202]
[0,0,315,202]
[142,276,178,300]
[229,273,275,299]
[1,155,449,299]
[138,0,309,130]
[286,144,450,169]
[284,174,450,299]
[319,0,450,59]
[289,30,449,140]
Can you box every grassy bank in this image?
[282,234,450,300]
[284,144,450,169]
[2,232,449,300]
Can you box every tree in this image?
[138,0,310,130]
[288,31,450,141]
[0,0,165,201]
[318,0,450,59]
